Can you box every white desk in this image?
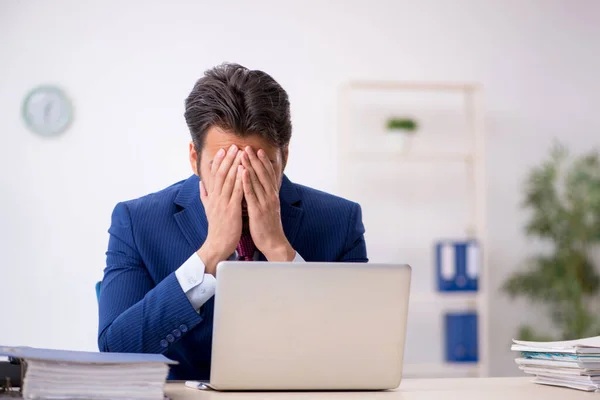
[165,377,597,399]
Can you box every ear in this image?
[189,141,199,176]
[281,145,289,170]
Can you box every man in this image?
[98,63,368,380]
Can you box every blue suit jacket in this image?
[98,174,367,380]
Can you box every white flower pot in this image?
[386,129,414,153]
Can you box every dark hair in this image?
[184,63,292,155]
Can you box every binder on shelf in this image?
[435,240,480,292]
[444,312,478,362]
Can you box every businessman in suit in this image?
[98,63,368,380]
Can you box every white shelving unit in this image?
[336,81,488,378]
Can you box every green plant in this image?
[502,141,600,341]
[386,117,418,132]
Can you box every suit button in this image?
[179,324,188,333]
[160,339,168,348]
[166,334,175,343]
[173,329,182,338]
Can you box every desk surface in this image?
[165,377,597,399]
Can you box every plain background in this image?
[1,0,599,376]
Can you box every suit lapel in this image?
[174,175,208,252]
[279,175,304,252]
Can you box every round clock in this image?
[22,85,73,137]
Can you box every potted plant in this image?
[502,141,600,341]
[385,117,418,152]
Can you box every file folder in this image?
[444,312,478,362]
[435,240,480,291]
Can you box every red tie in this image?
[236,234,256,261]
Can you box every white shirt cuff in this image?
[175,253,216,311]
[176,249,303,311]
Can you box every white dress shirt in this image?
[175,249,305,311]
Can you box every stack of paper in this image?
[0,346,176,399]
[512,336,600,392]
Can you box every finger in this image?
[241,151,266,204]
[242,168,260,208]
[209,148,226,193]
[230,165,244,204]
[257,149,278,191]
[214,145,239,194]
[221,150,243,198]
[245,147,273,195]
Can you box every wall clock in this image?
[22,85,73,137]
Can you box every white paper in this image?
[513,335,600,349]
[533,377,599,392]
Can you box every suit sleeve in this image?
[339,203,368,262]
[97,202,205,354]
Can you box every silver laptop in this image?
[206,262,411,391]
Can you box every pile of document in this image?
[512,336,600,392]
[0,346,175,399]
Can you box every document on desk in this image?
[511,335,600,392]
[512,336,600,354]
[0,346,176,400]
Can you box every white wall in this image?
[1,0,599,376]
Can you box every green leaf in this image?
[503,141,600,340]
[516,325,555,342]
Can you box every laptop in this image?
[203,262,412,391]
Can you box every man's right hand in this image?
[197,144,244,276]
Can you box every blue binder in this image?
[435,240,480,291]
[444,312,478,362]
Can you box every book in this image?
[0,346,176,399]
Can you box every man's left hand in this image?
[241,146,296,262]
